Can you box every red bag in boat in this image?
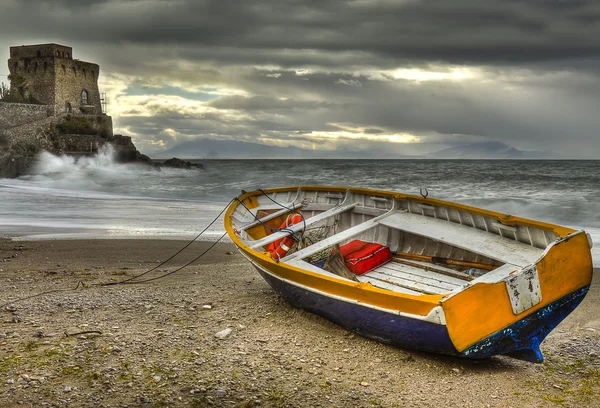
[339,240,392,275]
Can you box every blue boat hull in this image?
[254,263,589,362]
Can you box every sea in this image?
[1,146,599,266]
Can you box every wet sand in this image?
[0,239,598,407]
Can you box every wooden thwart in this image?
[249,202,358,250]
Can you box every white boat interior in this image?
[232,188,556,296]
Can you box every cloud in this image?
[1,0,600,157]
[335,78,362,87]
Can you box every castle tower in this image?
[8,43,103,116]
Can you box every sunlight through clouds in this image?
[390,67,476,82]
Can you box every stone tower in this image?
[8,44,103,116]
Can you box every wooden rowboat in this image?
[224,186,593,362]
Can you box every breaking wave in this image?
[14,146,205,200]
[1,157,599,264]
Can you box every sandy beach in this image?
[1,238,598,407]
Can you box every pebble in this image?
[214,328,232,339]
[360,382,369,387]
[195,358,206,366]
[5,379,14,384]
[202,305,212,309]
[64,385,72,393]
[112,346,122,352]
[215,387,227,397]
[225,251,234,255]
[452,368,461,374]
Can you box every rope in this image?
[2,188,325,309]
[94,198,235,286]
[1,281,86,310]
[1,197,237,308]
[97,232,228,285]
[293,220,338,263]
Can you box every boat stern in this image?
[441,230,593,362]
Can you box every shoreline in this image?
[1,227,228,243]
[1,239,598,407]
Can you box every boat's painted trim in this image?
[249,258,458,354]
[238,250,447,325]
[248,250,444,316]
[250,255,590,362]
[442,231,593,352]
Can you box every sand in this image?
[0,238,599,407]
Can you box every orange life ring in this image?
[268,213,303,261]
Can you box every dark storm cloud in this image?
[4,0,600,66]
[2,0,600,157]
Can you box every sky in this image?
[1,0,599,158]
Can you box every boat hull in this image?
[225,186,593,362]
[252,261,589,362]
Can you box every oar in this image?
[394,252,497,271]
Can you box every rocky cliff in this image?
[0,104,153,178]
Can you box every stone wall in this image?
[0,102,49,130]
[2,114,113,150]
[1,115,57,153]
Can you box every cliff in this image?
[0,102,152,178]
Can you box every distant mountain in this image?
[155,139,407,159]
[153,139,553,160]
[425,141,552,159]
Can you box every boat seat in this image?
[281,211,394,261]
[249,202,359,250]
[378,212,543,267]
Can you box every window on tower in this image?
[81,90,88,105]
